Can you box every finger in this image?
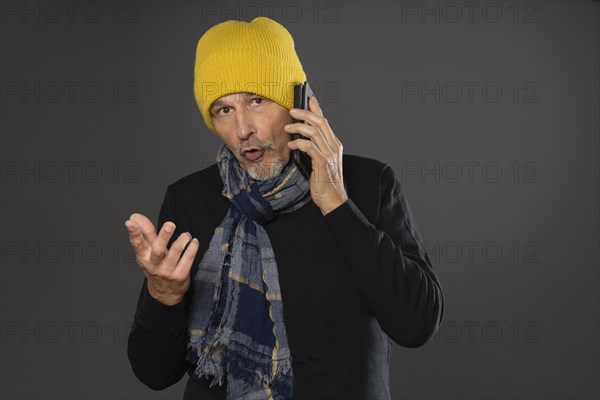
[161,231,193,270]
[173,237,199,280]
[297,98,344,181]
[308,96,323,117]
[289,135,345,186]
[290,107,341,151]
[149,222,178,265]
[309,96,342,148]
[129,213,158,245]
[284,122,333,157]
[287,138,326,171]
[124,219,149,254]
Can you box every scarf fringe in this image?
[189,335,294,390]
[254,355,293,387]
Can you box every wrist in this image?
[147,283,183,306]
[320,196,348,216]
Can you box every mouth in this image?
[242,147,266,161]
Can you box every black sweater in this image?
[127,153,444,400]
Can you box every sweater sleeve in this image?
[323,164,444,347]
[127,186,190,390]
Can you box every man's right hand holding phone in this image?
[124,213,199,306]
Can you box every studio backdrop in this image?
[1,1,598,399]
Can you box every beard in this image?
[245,156,287,181]
[233,137,288,182]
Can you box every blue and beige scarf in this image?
[186,144,311,399]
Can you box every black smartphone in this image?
[292,81,314,180]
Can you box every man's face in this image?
[210,92,294,181]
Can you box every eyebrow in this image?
[211,98,226,110]
[210,93,259,113]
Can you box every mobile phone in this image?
[292,81,314,180]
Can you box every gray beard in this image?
[245,157,287,181]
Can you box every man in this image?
[125,16,444,400]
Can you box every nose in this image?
[234,107,256,141]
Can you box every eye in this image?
[216,106,231,116]
[251,97,265,105]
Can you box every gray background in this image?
[1,0,598,399]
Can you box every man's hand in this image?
[285,96,348,215]
[124,213,199,306]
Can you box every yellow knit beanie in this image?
[193,17,307,133]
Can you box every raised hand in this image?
[285,96,348,215]
[124,213,199,305]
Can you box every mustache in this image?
[237,140,273,153]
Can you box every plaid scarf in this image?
[186,144,311,400]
